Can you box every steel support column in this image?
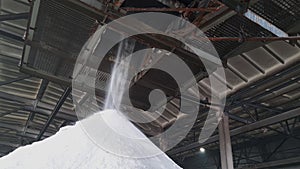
[219,113,234,169]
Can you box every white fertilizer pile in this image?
[0,109,181,169]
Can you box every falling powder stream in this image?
[0,34,182,169]
[104,39,133,110]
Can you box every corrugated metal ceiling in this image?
[0,0,299,158]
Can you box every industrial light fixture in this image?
[199,147,206,153]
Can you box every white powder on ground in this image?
[0,110,181,169]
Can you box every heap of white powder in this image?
[0,109,181,169]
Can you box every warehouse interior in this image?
[0,0,300,168]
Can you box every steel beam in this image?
[0,75,31,86]
[199,7,235,32]
[155,0,186,8]
[228,62,300,101]
[36,87,72,140]
[242,76,300,104]
[227,112,252,124]
[35,79,49,104]
[0,91,76,120]
[229,112,300,140]
[0,30,24,42]
[264,138,288,162]
[219,113,234,169]
[23,106,77,121]
[207,36,300,42]
[241,156,300,169]
[25,79,50,130]
[0,91,34,105]
[168,107,300,156]
[0,122,52,138]
[123,7,218,12]
[245,103,281,114]
[0,13,29,21]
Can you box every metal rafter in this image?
[36,87,72,141]
[0,13,29,21]
[0,75,31,86]
[168,107,300,155]
[241,156,300,169]
[0,30,24,42]
[123,7,219,12]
